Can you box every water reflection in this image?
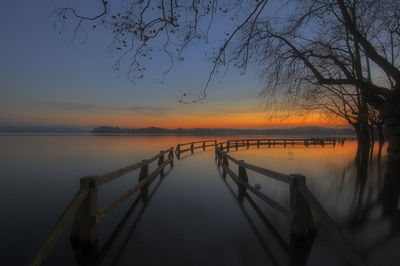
[71,167,172,266]
[232,140,399,265]
[1,135,399,265]
[215,153,314,266]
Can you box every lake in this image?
[0,134,398,266]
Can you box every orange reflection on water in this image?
[233,141,387,177]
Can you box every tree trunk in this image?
[353,123,361,139]
[382,96,400,165]
[380,95,400,219]
[369,125,375,143]
[359,89,371,148]
[377,123,385,145]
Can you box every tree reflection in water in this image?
[344,141,400,257]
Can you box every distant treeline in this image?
[90,126,355,136]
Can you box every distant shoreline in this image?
[0,125,356,136]
[89,126,355,136]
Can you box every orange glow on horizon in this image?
[5,105,349,128]
[73,111,347,128]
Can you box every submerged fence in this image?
[175,140,217,158]
[31,137,363,266]
[30,147,174,266]
[215,141,364,266]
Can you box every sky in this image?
[0,0,348,129]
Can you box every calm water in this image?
[0,134,398,266]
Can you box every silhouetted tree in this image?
[55,0,400,160]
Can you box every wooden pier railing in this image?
[175,140,217,158]
[215,143,364,266]
[30,137,361,266]
[30,147,174,266]
[222,137,349,151]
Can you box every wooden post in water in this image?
[203,141,206,151]
[305,140,308,147]
[321,139,325,147]
[284,140,287,147]
[70,176,98,245]
[168,148,174,167]
[238,161,249,203]
[227,140,230,152]
[235,140,238,150]
[138,162,149,201]
[176,144,181,159]
[214,140,217,148]
[246,140,249,149]
[292,140,294,146]
[190,142,194,154]
[289,174,316,240]
[222,153,229,178]
[158,151,165,177]
[257,140,260,148]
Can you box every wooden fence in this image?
[30,147,174,266]
[175,140,217,158]
[222,137,349,151]
[215,143,364,266]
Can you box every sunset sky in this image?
[0,0,348,129]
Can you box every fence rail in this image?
[30,147,174,266]
[215,143,364,266]
[175,140,217,158]
[221,138,348,151]
[30,137,363,266]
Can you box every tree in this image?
[55,0,400,158]
[302,84,368,140]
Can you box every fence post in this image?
[290,174,316,240]
[176,144,181,159]
[158,151,165,177]
[190,142,194,154]
[238,161,249,203]
[215,149,221,166]
[222,153,229,178]
[70,176,98,245]
[138,161,149,201]
[168,148,174,167]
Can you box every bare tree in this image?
[55,0,400,158]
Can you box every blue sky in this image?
[0,0,341,128]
